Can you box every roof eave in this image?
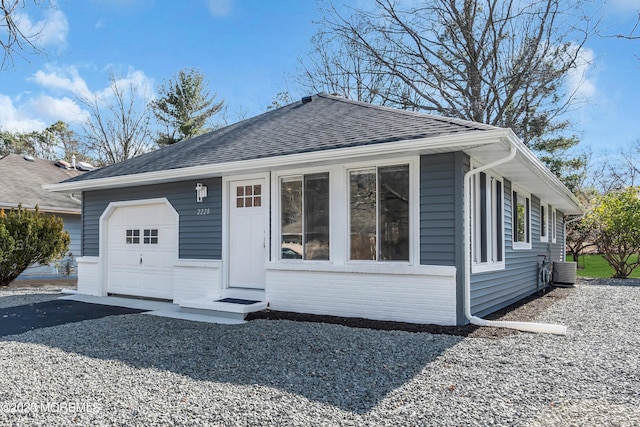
[0,202,81,215]
[46,129,510,193]
[467,130,583,214]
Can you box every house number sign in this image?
[196,208,210,216]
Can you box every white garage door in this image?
[106,202,177,300]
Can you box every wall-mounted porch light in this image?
[196,183,208,202]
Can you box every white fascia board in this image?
[506,132,583,214]
[45,129,509,193]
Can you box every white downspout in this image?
[463,142,568,335]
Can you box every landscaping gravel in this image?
[0,278,638,426]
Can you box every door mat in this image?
[216,298,260,305]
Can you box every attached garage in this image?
[103,199,178,300]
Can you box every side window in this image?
[472,171,504,271]
[551,208,557,243]
[512,188,531,249]
[540,202,548,242]
[126,229,140,244]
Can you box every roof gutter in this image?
[463,139,568,336]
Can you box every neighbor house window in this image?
[540,201,549,243]
[512,187,531,249]
[126,229,140,244]
[349,164,410,261]
[551,208,557,243]
[280,173,330,260]
[472,171,504,271]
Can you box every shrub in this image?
[586,188,640,278]
[0,205,70,287]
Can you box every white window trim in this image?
[273,166,334,262]
[551,207,557,243]
[345,157,418,266]
[540,200,549,243]
[470,165,505,273]
[512,184,532,250]
[271,157,418,267]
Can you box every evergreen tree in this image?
[151,68,224,146]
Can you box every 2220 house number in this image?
[196,208,210,215]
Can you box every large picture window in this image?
[472,171,504,270]
[280,173,330,260]
[513,188,531,249]
[349,164,410,261]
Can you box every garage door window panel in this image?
[126,229,140,244]
[144,229,158,244]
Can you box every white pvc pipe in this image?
[463,143,568,336]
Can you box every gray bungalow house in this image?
[0,153,83,279]
[47,93,582,326]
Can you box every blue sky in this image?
[1,0,639,156]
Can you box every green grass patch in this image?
[568,254,640,279]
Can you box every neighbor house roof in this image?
[0,154,83,214]
[62,92,498,184]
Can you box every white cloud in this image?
[567,45,596,100]
[97,66,155,102]
[207,0,234,17]
[3,63,154,134]
[33,64,92,98]
[0,95,46,132]
[29,95,89,124]
[13,7,68,50]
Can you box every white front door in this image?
[228,179,267,289]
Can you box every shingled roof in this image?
[0,154,83,213]
[64,93,498,184]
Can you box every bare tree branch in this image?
[0,0,50,70]
[80,73,154,165]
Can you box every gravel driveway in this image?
[0,279,638,426]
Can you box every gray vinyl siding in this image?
[420,152,467,266]
[420,152,468,324]
[82,178,222,260]
[58,213,81,259]
[470,179,567,317]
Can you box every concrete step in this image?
[179,298,268,321]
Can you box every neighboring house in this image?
[46,93,582,325]
[0,154,83,279]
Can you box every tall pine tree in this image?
[151,68,224,146]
